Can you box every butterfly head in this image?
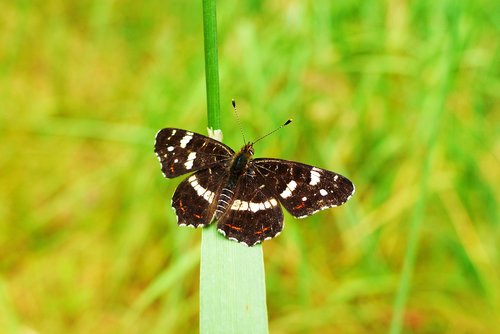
[237,142,255,164]
[243,142,255,156]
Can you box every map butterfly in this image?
[154,123,354,246]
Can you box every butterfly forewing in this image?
[254,159,355,218]
[155,128,233,178]
[217,174,284,246]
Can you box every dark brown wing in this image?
[253,158,354,218]
[172,165,228,228]
[155,128,233,178]
[216,174,284,246]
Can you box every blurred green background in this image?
[1,0,499,333]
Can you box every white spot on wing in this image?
[185,160,194,170]
[231,200,270,212]
[240,201,249,211]
[280,180,297,199]
[167,146,174,152]
[302,196,307,201]
[180,134,193,148]
[167,129,177,140]
[250,202,260,212]
[184,152,196,169]
[231,199,241,210]
[310,167,321,185]
[320,189,328,196]
[189,175,214,203]
[280,188,292,199]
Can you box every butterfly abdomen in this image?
[215,187,235,219]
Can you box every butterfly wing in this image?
[172,165,228,227]
[155,128,234,178]
[253,158,354,218]
[216,174,284,246]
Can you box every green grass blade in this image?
[389,14,458,330]
[200,227,269,334]
[388,163,429,334]
[200,1,269,333]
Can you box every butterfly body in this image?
[155,128,354,246]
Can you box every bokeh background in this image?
[1,0,499,333]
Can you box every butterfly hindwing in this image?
[254,159,355,218]
[217,174,284,246]
[155,128,234,178]
[172,165,228,228]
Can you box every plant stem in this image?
[200,1,269,333]
[202,0,220,130]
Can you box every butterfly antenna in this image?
[253,119,293,145]
[232,99,246,144]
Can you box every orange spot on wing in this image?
[194,214,202,219]
[170,164,175,173]
[255,227,270,235]
[226,224,242,231]
[179,199,186,214]
[294,202,305,210]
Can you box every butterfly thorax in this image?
[228,143,254,181]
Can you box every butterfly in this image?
[154,126,354,246]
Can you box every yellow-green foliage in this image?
[0,0,498,333]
